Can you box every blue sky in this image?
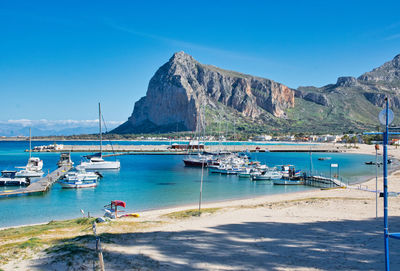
[1,0,400,123]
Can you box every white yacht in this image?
[79,156,120,170]
[15,128,44,178]
[0,170,30,186]
[15,157,44,178]
[78,103,120,171]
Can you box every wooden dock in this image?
[0,166,71,197]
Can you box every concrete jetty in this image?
[29,143,346,154]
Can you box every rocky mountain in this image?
[113,51,295,134]
[113,52,400,134]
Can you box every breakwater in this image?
[29,144,345,153]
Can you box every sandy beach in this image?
[1,144,400,270]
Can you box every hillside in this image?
[113,52,400,135]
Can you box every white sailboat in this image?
[15,128,44,178]
[79,103,120,171]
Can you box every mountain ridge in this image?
[113,52,400,134]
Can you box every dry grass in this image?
[0,218,95,265]
[163,208,222,219]
[0,216,163,266]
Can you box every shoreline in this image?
[0,170,388,231]
[2,167,400,269]
[0,143,397,230]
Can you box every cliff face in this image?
[113,52,295,134]
[113,52,400,134]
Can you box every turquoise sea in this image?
[0,141,392,228]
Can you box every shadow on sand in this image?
[32,216,400,270]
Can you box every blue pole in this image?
[384,98,390,271]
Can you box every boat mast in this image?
[29,127,31,159]
[99,102,102,157]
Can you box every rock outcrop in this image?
[113,52,295,134]
[358,54,400,83]
[335,76,358,87]
[294,87,329,106]
[364,92,400,109]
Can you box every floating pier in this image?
[305,175,347,188]
[0,165,71,197]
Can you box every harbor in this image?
[0,140,388,227]
[28,143,346,154]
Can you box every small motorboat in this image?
[58,166,99,188]
[251,170,282,181]
[365,159,392,166]
[238,168,260,178]
[57,152,74,168]
[318,157,332,161]
[0,170,30,186]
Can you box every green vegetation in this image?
[0,218,95,264]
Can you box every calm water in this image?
[0,141,390,228]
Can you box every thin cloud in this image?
[102,19,274,63]
[384,33,400,41]
[1,119,123,128]
[385,21,400,30]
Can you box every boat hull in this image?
[59,180,97,188]
[15,171,44,178]
[79,161,120,170]
[0,178,29,186]
[183,160,207,167]
[251,172,282,181]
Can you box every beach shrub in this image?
[163,208,221,219]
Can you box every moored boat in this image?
[238,167,260,178]
[15,157,44,178]
[57,152,74,168]
[251,170,282,181]
[79,156,120,170]
[78,103,120,171]
[0,170,30,186]
[16,128,44,178]
[58,167,100,188]
[58,179,98,188]
[318,157,332,161]
[183,153,211,167]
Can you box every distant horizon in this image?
[1,1,400,122]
